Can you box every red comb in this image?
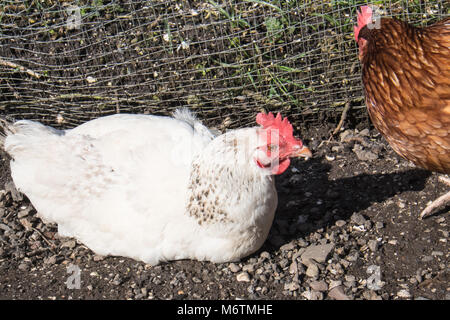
[354,5,373,41]
[256,112,299,145]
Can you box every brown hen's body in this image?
[359,17,450,173]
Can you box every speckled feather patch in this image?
[186,162,232,225]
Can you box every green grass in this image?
[207,0,251,29]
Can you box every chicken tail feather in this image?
[1,120,64,158]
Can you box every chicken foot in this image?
[419,176,450,219]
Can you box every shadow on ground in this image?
[264,156,431,252]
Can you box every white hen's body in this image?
[3,111,278,265]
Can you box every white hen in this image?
[1,110,311,265]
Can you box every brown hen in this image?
[354,6,450,218]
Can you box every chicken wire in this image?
[0,0,448,130]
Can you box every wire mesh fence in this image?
[0,0,448,130]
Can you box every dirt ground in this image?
[0,123,448,300]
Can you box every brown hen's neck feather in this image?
[359,19,415,61]
[359,17,450,62]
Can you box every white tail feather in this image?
[2,120,64,157]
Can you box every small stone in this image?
[255,267,265,275]
[375,221,384,229]
[242,264,254,273]
[340,129,354,142]
[280,241,295,251]
[331,145,344,153]
[44,255,57,265]
[87,285,93,291]
[335,220,346,227]
[358,128,370,136]
[19,218,33,231]
[301,290,312,300]
[236,272,251,282]
[5,181,23,202]
[17,207,31,219]
[431,251,443,256]
[300,243,335,267]
[328,285,350,300]
[351,224,366,232]
[297,239,309,247]
[228,263,241,273]
[278,258,289,269]
[353,144,378,161]
[134,293,145,300]
[305,264,319,278]
[415,274,423,283]
[397,289,411,299]
[93,255,105,261]
[344,280,355,288]
[260,286,268,295]
[302,289,323,300]
[112,274,122,285]
[329,280,343,290]
[259,251,271,260]
[350,213,367,225]
[309,280,328,292]
[43,231,56,240]
[284,282,300,292]
[0,223,11,232]
[345,275,356,283]
[363,290,382,300]
[18,263,29,271]
[368,239,379,252]
[61,240,76,249]
[340,259,350,268]
[289,260,298,274]
[436,217,445,224]
[192,277,202,284]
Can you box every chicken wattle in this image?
[0,109,311,264]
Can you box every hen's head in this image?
[354,6,374,42]
[354,5,377,59]
[254,112,311,175]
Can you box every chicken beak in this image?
[292,145,312,159]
